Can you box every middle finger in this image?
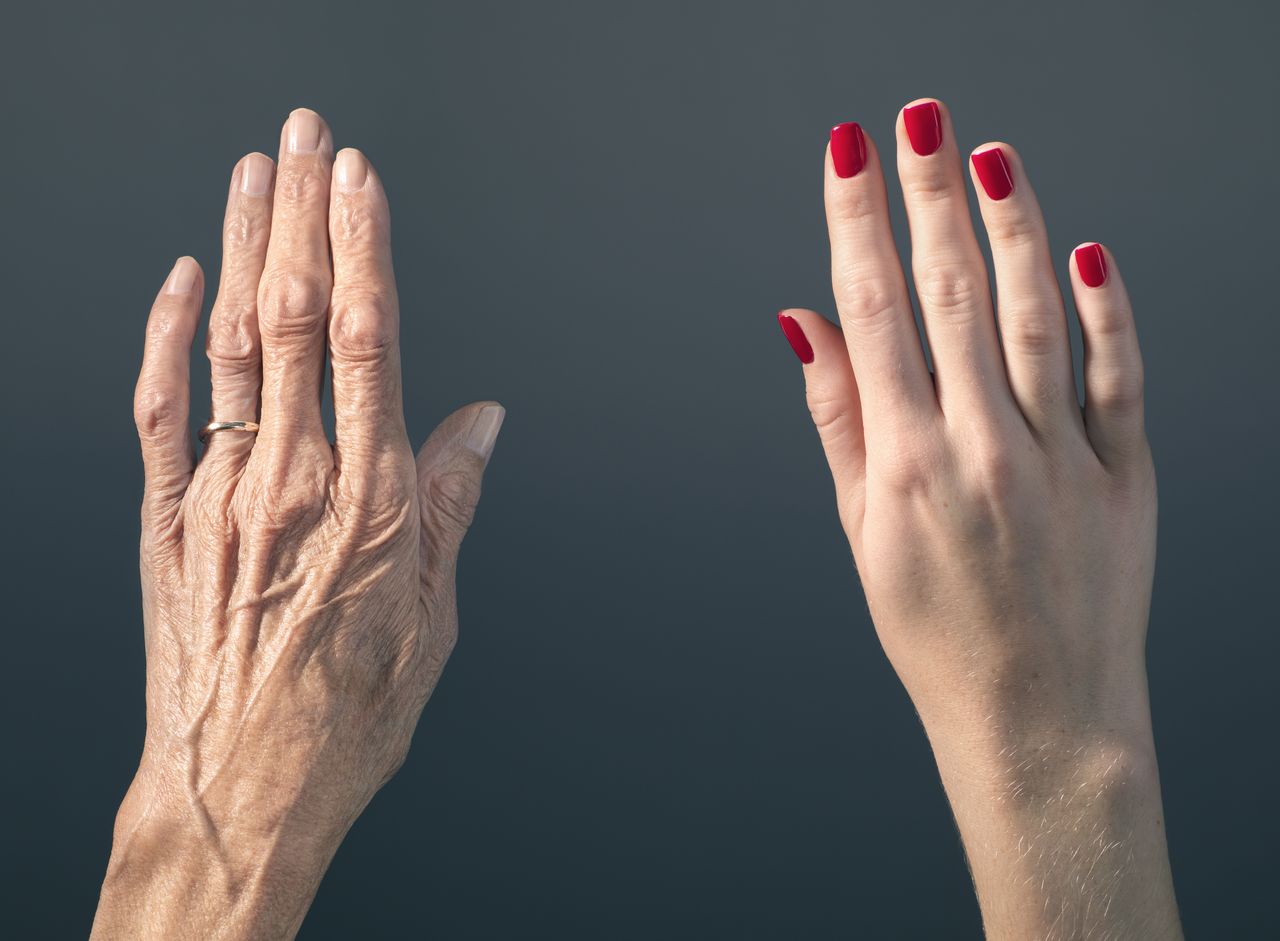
[896,99,1011,421]
[256,108,335,454]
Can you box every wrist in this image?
[916,673,1159,807]
[900,636,1154,752]
[923,717,1161,821]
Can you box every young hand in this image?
[779,98,1181,940]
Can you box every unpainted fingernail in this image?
[464,405,505,463]
[164,256,199,295]
[240,153,273,196]
[335,149,368,191]
[286,109,323,154]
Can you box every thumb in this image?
[416,401,505,587]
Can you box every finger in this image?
[824,121,935,439]
[328,148,408,467]
[896,99,1009,417]
[204,152,274,464]
[135,257,203,530]
[777,309,866,526]
[968,142,1080,436]
[1071,243,1146,468]
[415,402,505,591]
[256,108,334,453]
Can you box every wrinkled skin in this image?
[92,109,503,940]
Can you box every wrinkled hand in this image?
[780,99,1179,939]
[93,109,503,940]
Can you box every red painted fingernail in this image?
[777,313,814,364]
[830,122,867,178]
[1075,243,1108,287]
[903,101,942,156]
[971,147,1014,200]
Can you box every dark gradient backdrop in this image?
[2,1,1276,937]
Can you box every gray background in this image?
[1,0,1275,937]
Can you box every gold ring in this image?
[198,420,261,443]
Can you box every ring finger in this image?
[967,142,1080,437]
[204,152,274,464]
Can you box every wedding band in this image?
[198,420,260,443]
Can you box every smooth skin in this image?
[781,99,1182,939]
[91,109,504,940]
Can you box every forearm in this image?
[921,705,1182,940]
[91,784,350,940]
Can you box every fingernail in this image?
[240,153,273,196]
[1075,243,1108,287]
[286,109,322,154]
[830,122,867,178]
[164,257,198,295]
[777,313,814,364]
[334,149,368,191]
[971,147,1014,200]
[464,405,505,463]
[903,101,943,156]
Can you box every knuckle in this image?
[240,444,332,534]
[805,385,848,436]
[917,262,985,319]
[223,203,269,248]
[827,191,882,226]
[1091,367,1145,413]
[1088,306,1136,340]
[336,451,416,509]
[329,291,397,361]
[134,385,185,440]
[206,300,259,368]
[243,478,325,536]
[902,171,958,206]
[834,274,904,332]
[876,433,937,495]
[427,470,480,532]
[186,479,236,536]
[258,269,330,340]
[330,195,388,244]
[880,455,931,495]
[985,211,1045,250]
[276,162,329,207]
[998,304,1062,358]
[969,444,1017,500]
[145,304,183,341]
[140,514,184,564]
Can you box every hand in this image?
[92,109,504,940]
[779,99,1181,938]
